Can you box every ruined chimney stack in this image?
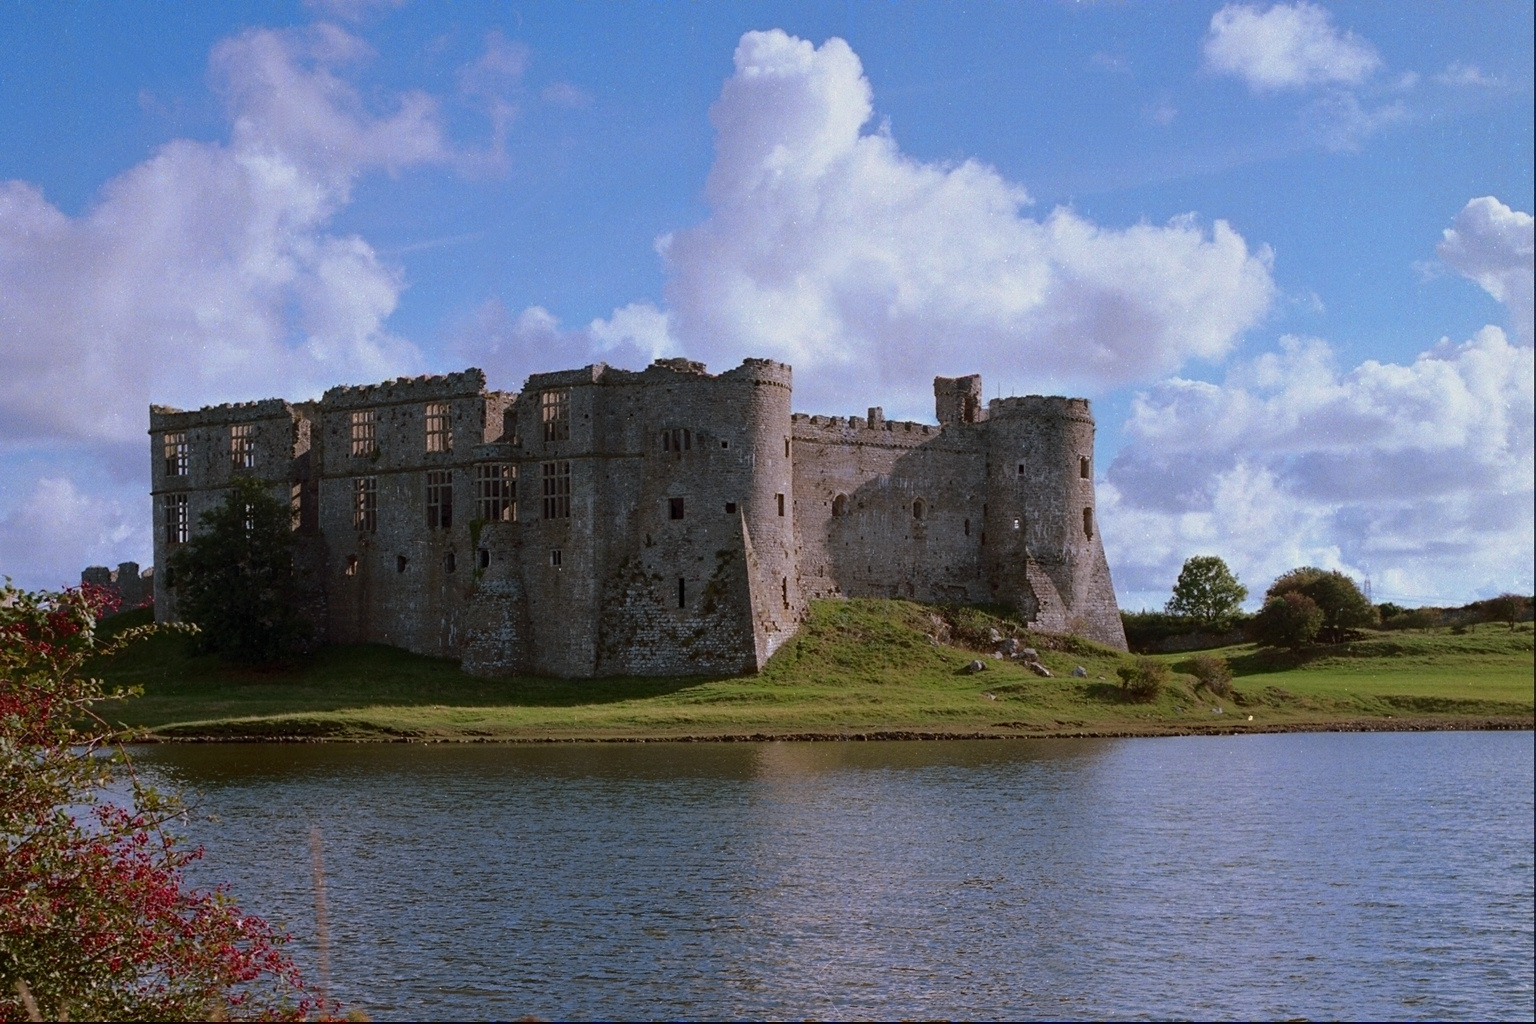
[933,374,985,427]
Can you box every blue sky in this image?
[1,0,1531,610]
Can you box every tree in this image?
[168,477,311,663]
[1480,593,1528,630]
[1265,567,1376,643]
[1165,555,1248,628]
[0,582,310,1020]
[1249,591,1324,649]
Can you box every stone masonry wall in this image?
[151,358,1127,679]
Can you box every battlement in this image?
[791,411,940,448]
[149,398,295,431]
[321,369,488,408]
[987,395,1093,423]
[525,364,609,390]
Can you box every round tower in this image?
[728,359,798,652]
[983,396,1126,649]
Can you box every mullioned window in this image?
[229,424,255,470]
[541,389,570,443]
[351,410,376,457]
[427,470,453,530]
[164,432,188,477]
[477,464,516,522]
[542,461,571,519]
[426,402,453,453]
[353,476,377,533]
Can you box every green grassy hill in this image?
[89,600,1533,741]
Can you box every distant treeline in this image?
[1122,594,1534,654]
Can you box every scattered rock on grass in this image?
[964,659,988,674]
[1071,665,1088,677]
[1029,662,1053,677]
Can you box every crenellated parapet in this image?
[321,369,488,409]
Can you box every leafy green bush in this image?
[1265,568,1376,642]
[1382,607,1439,631]
[1116,656,1169,702]
[1187,653,1232,695]
[1249,592,1324,649]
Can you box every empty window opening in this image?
[290,481,303,531]
[964,517,970,537]
[353,476,377,533]
[230,424,256,470]
[444,551,456,573]
[344,555,358,576]
[477,463,517,522]
[396,555,408,573]
[912,498,926,520]
[1083,507,1094,539]
[477,548,490,570]
[661,427,692,452]
[669,496,686,520]
[1017,463,1025,478]
[782,577,789,609]
[426,470,454,530]
[832,494,848,517]
[721,439,730,449]
[678,578,687,609]
[550,548,562,568]
[784,437,791,458]
[541,389,571,443]
[776,493,785,516]
[164,432,188,477]
[541,461,571,519]
[426,402,453,453]
[724,501,737,515]
[164,493,189,545]
[1080,456,1091,479]
[350,409,376,457]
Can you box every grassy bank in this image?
[89,600,1533,742]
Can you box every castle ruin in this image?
[149,358,1126,677]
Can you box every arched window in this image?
[661,427,692,452]
[912,498,926,520]
[832,494,848,517]
[1083,507,1094,539]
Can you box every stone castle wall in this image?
[149,358,1127,678]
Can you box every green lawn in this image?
[88,600,1534,741]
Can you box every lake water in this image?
[134,731,1535,1021]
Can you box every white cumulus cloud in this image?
[1105,329,1534,608]
[1203,2,1381,93]
[444,299,676,388]
[0,478,148,592]
[646,30,1274,416]
[1101,199,1536,609]
[1436,196,1534,344]
[0,23,446,448]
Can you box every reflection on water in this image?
[135,732,1534,1021]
